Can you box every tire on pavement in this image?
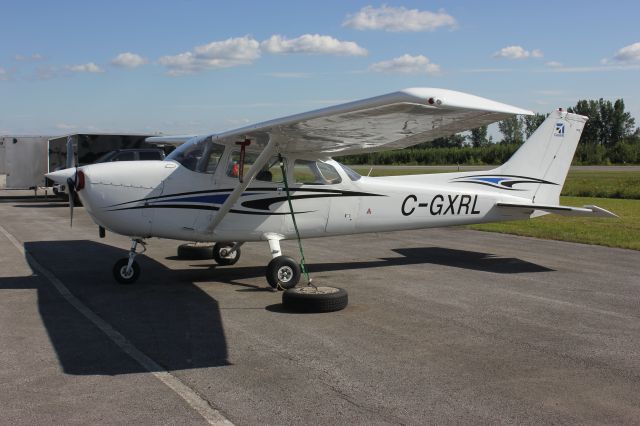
[177,243,214,260]
[282,286,348,313]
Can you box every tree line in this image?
[338,98,640,165]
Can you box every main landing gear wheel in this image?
[177,243,214,260]
[282,287,348,313]
[113,258,140,285]
[266,256,300,290]
[213,242,241,266]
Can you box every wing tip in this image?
[399,87,533,116]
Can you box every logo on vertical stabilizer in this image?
[554,122,565,137]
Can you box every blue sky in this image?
[1,1,639,136]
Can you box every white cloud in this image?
[15,53,43,61]
[159,36,260,76]
[343,5,456,32]
[611,42,640,62]
[0,66,9,81]
[531,49,544,58]
[261,34,367,56]
[370,54,441,74]
[67,62,104,73]
[493,45,543,59]
[111,52,147,68]
[545,61,563,67]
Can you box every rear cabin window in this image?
[293,160,342,185]
[338,162,362,181]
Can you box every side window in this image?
[257,156,283,183]
[293,160,320,184]
[197,143,225,174]
[338,162,362,181]
[226,152,282,183]
[317,162,342,184]
[293,160,341,185]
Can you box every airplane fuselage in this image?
[76,158,532,243]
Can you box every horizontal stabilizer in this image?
[496,202,618,218]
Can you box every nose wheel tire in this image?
[213,242,241,266]
[266,256,300,290]
[282,287,348,313]
[113,258,140,285]
[177,243,214,260]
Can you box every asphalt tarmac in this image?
[1,191,639,425]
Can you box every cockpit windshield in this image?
[166,137,225,174]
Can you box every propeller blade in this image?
[66,176,75,227]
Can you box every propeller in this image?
[66,179,76,227]
[66,167,78,227]
[44,166,82,227]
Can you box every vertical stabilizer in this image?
[492,110,587,204]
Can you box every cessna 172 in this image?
[47,88,615,289]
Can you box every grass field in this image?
[350,166,639,250]
[352,167,640,200]
[561,171,640,199]
[468,197,640,251]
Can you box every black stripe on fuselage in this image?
[105,186,384,208]
[106,203,312,216]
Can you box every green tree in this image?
[569,100,601,146]
[498,116,524,144]
[610,99,635,146]
[569,98,635,147]
[468,126,490,147]
[415,133,466,149]
[523,113,547,138]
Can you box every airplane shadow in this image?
[192,246,553,286]
[0,240,229,376]
[0,241,551,375]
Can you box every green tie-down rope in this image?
[278,154,313,287]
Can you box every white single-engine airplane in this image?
[47,88,616,289]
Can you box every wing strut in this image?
[205,139,276,233]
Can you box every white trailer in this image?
[0,136,52,190]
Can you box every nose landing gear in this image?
[113,238,146,284]
[213,242,242,266]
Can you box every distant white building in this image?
[0,136,51,190]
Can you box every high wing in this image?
[160,88,533,157]
[146,134,197,145]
